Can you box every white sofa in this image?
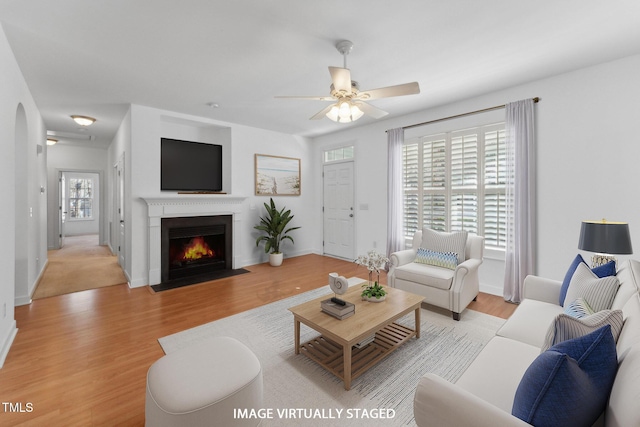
[389,230,484,320]
[414,259,640,427]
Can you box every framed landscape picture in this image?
[255,154,301,196]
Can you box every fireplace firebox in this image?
[161,215,232,285]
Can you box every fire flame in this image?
[181,236,214,261]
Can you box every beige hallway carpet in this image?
[33,234,128,299]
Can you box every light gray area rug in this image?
[159,285,505,426]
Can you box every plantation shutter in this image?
[484,128,507,248]
[402,143,420,243]
[422,137,446,231]
[450,133,478,233]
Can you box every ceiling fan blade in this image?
[358,82,420,100]
[310,104,334,120]
[358,102,389,119]
[274,95,334,101]
[329,66,352,95]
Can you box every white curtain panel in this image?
[503,99,536,303]
[387,127,405,262]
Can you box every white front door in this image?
[323,161,355,260]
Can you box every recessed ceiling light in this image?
[46,138,58,146]
[71,115,96,126]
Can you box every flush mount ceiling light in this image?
[71,115,96,126]
[46,138,58,146]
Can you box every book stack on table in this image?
[321,298,355,320]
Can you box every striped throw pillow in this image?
[421,228,468,264]
[564,262,620,313]
[415,248,459,270]
[541,310,624,352]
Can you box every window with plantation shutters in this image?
[402,123,506,249]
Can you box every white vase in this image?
[365,295,386,303]
[269,252,283,267]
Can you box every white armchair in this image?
[388,230,484,320]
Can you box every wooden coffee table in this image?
[288,283,424,390]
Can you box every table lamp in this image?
[578,219,633,267]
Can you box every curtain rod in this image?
[390,97,540,132]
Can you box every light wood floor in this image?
[1,253,516,426]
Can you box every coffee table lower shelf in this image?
[299,322,415,384]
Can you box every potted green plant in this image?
[360,281,387,301]
[254,198,300,267]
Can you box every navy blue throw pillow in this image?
[559,255,616,306]
[512,325,618,427]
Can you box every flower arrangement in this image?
[355,250,390,300]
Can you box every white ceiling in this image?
[2,0,640,149]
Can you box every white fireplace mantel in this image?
[142,195,247,285]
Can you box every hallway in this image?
[33,235,128,299]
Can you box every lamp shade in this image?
[578,220,633,255]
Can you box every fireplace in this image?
[161,215,232,285]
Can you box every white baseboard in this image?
[0,321,18,368]
[15,295,32,306]
[480,282,504,297]
[128,280,143,288]
[126,269,143,288]
[242,249,317,269]
[26,259,49,302]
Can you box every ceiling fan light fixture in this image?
[71,115,96,126]
[326,105,340,122]
[338,100,352,119]
[350,103,364,121]
[326,100,364,123]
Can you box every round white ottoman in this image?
[145,336,263,427]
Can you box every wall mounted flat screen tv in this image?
[161,138,223,192]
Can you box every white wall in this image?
[46,144,109,246]
[107,108,132,282]
[108,105,316,288]
[0,23,48,366]
[311,53,640,295]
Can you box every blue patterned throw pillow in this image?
[415,248,459,270]
[512,325,617,427]
[563,297,594,318]
[421,228,468,264]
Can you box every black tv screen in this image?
[161,138,223,192]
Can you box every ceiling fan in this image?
[276,40,420,123]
